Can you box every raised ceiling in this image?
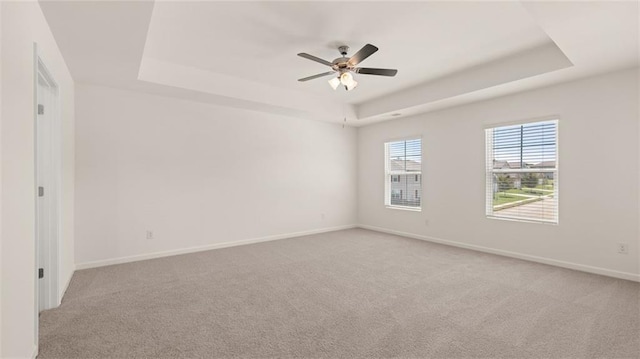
[143,1,550,104]
[40,0,638,126]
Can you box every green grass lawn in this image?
[535,184,554,190]
[493,193,528,205]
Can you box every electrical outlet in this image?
[617,243,628,254]
[146,230,154,240]
[321,213,325,220]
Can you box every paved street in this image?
[495,197,557,221]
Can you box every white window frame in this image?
[485,119,559,224]
[385,137,422,211]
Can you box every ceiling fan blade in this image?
[348,44,378,66]
[297,53,333,67]
[298,71,335,82]
[355,68,398,76]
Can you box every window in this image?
[385,138,422,209]
[391,189,401,199]
[485,120,558,223]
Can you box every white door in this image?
[36,67,59,312]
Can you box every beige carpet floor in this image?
[38,228,640,358]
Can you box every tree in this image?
[496,174,513,194]
[521,172,538,188]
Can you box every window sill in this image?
[487,215,558,225]
[386,205,422,212]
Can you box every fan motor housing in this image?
[332,57,352,71]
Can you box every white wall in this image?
[1,2,75,358]
[0,1,3,355]
[358,68,640,281]
[74,84,357,267]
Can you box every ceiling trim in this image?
[138,57,356,123]
[356,42,572,122]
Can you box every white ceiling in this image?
[143,1,550,104]
[39,0,639,126]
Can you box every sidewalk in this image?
[494,193,553,210]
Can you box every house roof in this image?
[493,160,529,169]
[493,160,509,169]
[493,160,556,169]
[530,161,556,168]
[389,158,422,172]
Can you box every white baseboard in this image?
[358,224,640,282]
[76,225,357,270]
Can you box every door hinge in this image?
[38,104,44,115]
[38,186,44,197]
[39,268,44,279]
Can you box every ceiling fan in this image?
[297,44,398,91]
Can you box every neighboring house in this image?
[493,160,555,190]
[389,158,422,207]
[529,161,556,180]
[493,160,527,189]
[530,161,556,168]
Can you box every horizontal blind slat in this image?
[486,120,558,223]
[386,138,422,209]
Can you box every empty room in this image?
[1,1,639,358]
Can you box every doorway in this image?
[35,48,61,313]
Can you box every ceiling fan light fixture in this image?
[346,80,358,91]
[328,77,341,90]
[340,72,355,87]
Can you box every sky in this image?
[388,139,421,163]
[491,121,557,165]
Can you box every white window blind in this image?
[485,120,558,223]
[385,139,422,209]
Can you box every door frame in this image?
[33,43,62,339]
